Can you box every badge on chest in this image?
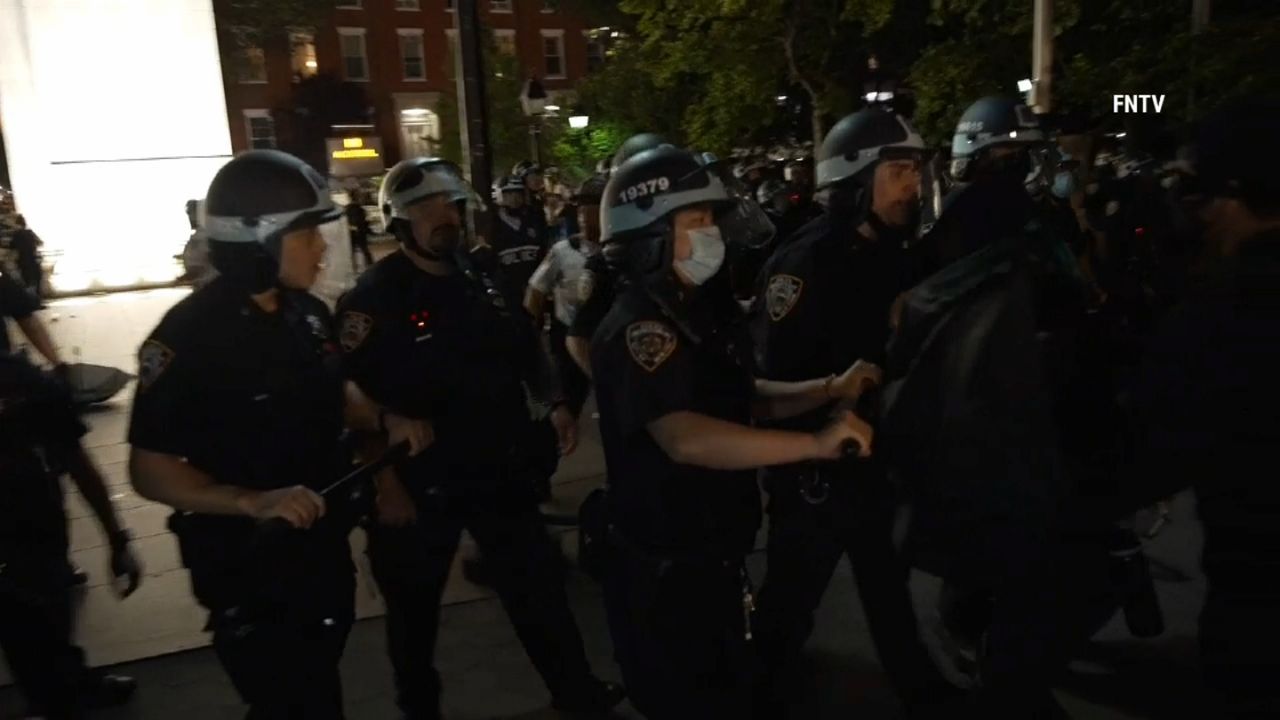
[766,274,804,322]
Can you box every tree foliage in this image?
[583,0,1278,154]
[216,0,341,44]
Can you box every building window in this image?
[541,30,565,79]
[585,35,605,73]
[290,31,317,82]
[236,43,267,83]
[243,110,276,149]
[445,0,455,10]
[492,29,516,56]
[338,28,369,81]
[399,29,426,81]
[490,0,512,12]
[542,0,559,11]
[336,0,362,7]
[395,0,420,8]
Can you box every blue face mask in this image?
[1051,171,1076,199]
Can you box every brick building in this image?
[215,0,607,172]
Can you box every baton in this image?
[258,441,411,536]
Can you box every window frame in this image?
[490,0,513,13]
[337,27,370,82]
[398,28,427,82]
[540,29,566,80]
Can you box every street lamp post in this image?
[520,78,548,167]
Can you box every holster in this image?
[168,512,257,613]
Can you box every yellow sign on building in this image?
[326,136,384,177]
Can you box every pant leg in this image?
[365,510,463,720]
[752,482,847,711]
[464,494,596,698]
[602,549,757,720]
[211,610,352,720]
[846,506,959,714]
[0,575,85,719]
[971,522,1069,718]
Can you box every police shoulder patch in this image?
[626,320,677,373]
[339,311,374,352]
[137,340,174,393]
[766,274,804,321]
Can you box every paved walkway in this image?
[1,284,1211,719]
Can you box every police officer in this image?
[878,98,1111,716]
[2,353,141,719]
[337,157,622,720]
[129,149,430,719]
[526,173,608,419]
[592,145,877,719]
[749,108,953,717]
[565,133,673,376]
[489,173,549,309]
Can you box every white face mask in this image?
[674,225,725,286]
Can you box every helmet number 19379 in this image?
[620,177,671,203]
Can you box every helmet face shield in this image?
[701,157,775,250]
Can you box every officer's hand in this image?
[832,360,883,403]
[375,473,418,527]
[814,410,874,460]
[384,413,434,457]
[551,404,578,456]
[245,486,326,529]
[110,541,143,599]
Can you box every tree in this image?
[550,121,632,181]
[215,0,341,44]
[436,36,563,186]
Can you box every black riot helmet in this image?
[600,146,734,277]
[203,149,343,293]
[610,133,671,171]
[572,173,609,206]
[950,96,1048,183]
[816,108,926,192]
[814,108,926,225]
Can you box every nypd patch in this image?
[766,274,804,321]
[626,321,677,373]
[137,340,174,393]
[339,312,373,352]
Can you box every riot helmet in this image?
[600,146,734,280]
[610,133,672,171]
[203,149,342,293]
[949,96,1048,183]
[379,157,484,262]
[816,108,925,191]
[494,174,527,209]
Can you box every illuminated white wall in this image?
[0,0,232,293]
